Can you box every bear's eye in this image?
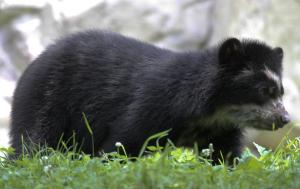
[268,87,276,96]
[262,86,277,98]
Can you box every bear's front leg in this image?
[207,127,244,165]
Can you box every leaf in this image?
[253,142,271,157]
[238,148,256,163]
[82,112,93,135]
[237,156,263,170]
[138,129,171,158]
[147,146,163,152]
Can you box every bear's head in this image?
[204,38,290,130]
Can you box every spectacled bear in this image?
[10,30,290,162]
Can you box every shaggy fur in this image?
[10,30,290,162]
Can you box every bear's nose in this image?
[280,114,290,125]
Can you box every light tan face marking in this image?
[196,98,286,130]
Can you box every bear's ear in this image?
[218,38,244,65]
[273,47,283,59]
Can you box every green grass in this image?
[0,136,300,189]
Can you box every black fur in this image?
[10,30,288,162]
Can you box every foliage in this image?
[0,136,300,189]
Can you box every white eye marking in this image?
[264,66,281,88]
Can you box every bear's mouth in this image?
[197,100,290,130]
[239,119,285,131]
